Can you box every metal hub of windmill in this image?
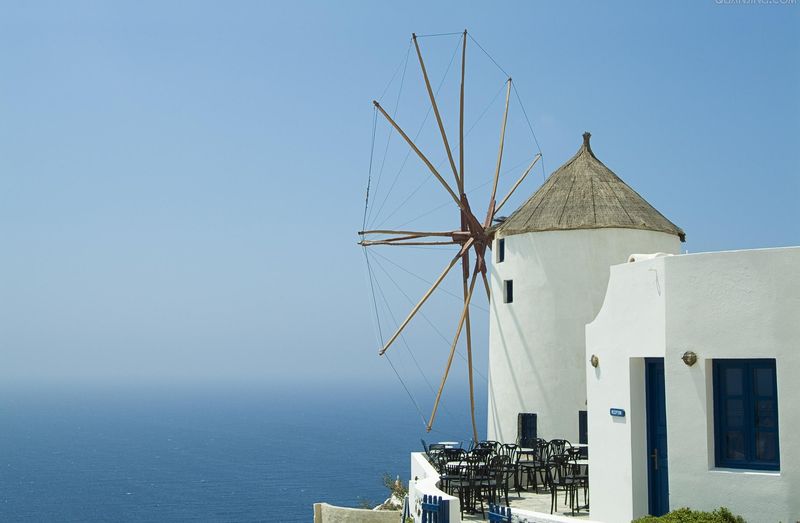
[358,30,541,441]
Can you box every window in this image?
[503,280,513,303]
[713,359,779,470]
[497,238,505,263]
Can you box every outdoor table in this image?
[437,441,460,448]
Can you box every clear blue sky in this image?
[1,1,797,391]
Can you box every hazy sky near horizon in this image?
[1,1,798,391]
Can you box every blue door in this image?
[645,358,669,516]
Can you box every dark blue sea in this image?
[0,382,485,522]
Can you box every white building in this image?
[407,133,799,522]
[484,133,799,520]
[586,246,800,522]
[487,133,684,444]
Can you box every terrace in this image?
[409,440,598,523]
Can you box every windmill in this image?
[358,30,541,442]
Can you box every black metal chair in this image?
[437,448,466,494]
[423,439,446,464]
[545,454,579,516]
[465,452,492,517]
[498,444,521,497]
[489,454,515,506]
[519,438,548,492]
[566,449,589,510]
[548,439,572,457]
[479,440,501,454]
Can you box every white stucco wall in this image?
[487,228,681,444]
[586,246,800,523]
[585,256,669,521]
[313,504,400,523]
[409,452,460,523]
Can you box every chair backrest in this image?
[499,443,519,463]
[535,438,550,461]
[426,443,445,465]
[470,447,494,462]
[548,439,572,457]
[490,454,513,482]
[465,452,490,479]
[437,448,465,474]
[481,440,501,453]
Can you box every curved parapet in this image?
[408,452,459,522]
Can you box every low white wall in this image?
[506,508,602,523]
[586,247,800,523]
[408,452,460,523]
[313,503,399,523]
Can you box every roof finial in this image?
[582,132,592,154]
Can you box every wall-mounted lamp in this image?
[682,351,698,367]
[590,354,599,368]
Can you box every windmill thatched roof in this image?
[495,133,685,241]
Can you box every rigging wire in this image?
[415,31,463,38]
[372,77,509,230]
[385,353,429,428]
[512,82,547,183]
[361,108,378,232]
[369,258,463,426]
[467,33,510,79]
[370,249,489,313]
[368,251,488,439]
[368,251,488,383]
[371,266,439,396]
[468,32,547,183]
[367,42,412,227]
[378,40,413,102]
[368,34,464,229]
[391,154,538,230]
[364,247,429,427]
[368,250,486,437]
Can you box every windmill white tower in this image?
[487,132,685,444]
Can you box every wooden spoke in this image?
[481,269,491,301]
[378,238,474,356]
[358,229,468,238]
[493,153,542,217]
[484,78,512,228]
[464,279,479,444]
[359,240,459,247]
[427,261,480,432]
[458,30,467,194]
[373,101,467,215]
[413,34,460,189]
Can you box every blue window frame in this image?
[713,359,779,470]
[497,239,505,263]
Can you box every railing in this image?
[488,503,512,522]
[421,494,450,523]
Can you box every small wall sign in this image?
[610,408,626,417]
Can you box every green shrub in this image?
[633,507,745,523]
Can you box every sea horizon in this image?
[0,379,487,521]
